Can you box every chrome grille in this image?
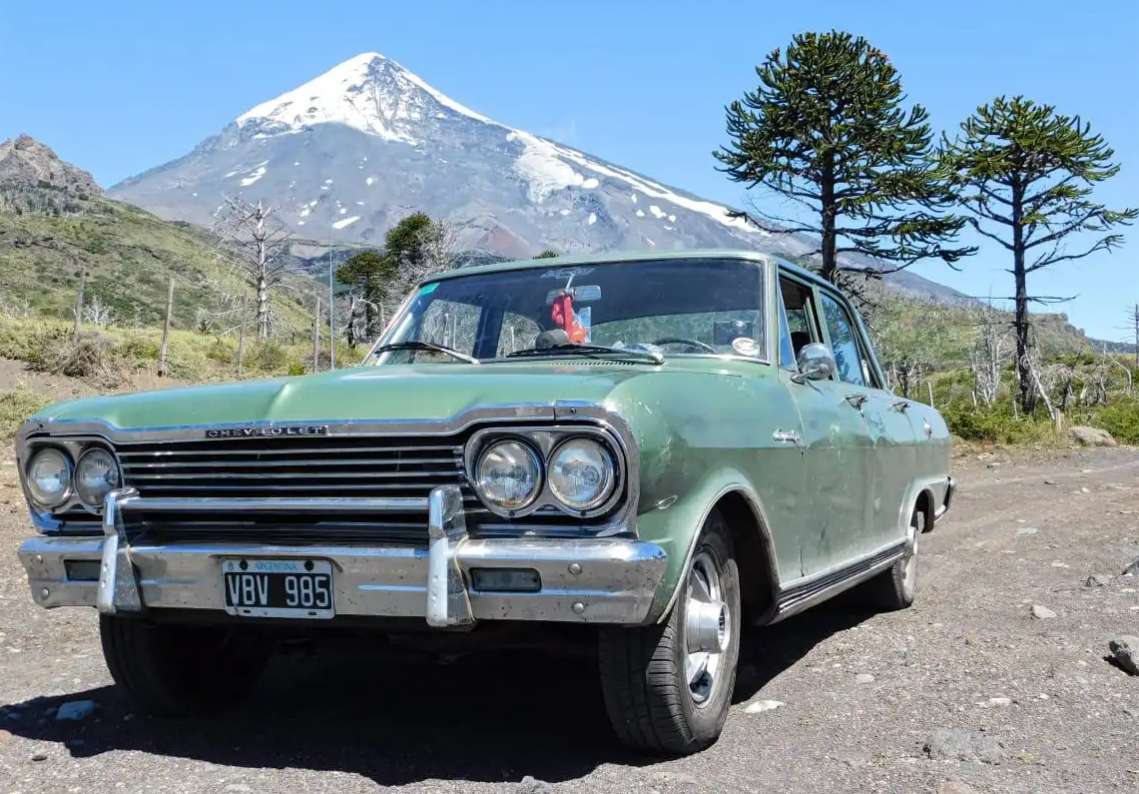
[114,435,469,545]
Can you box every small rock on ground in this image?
[1122,558,1139,576]
[1086,574,1113,587]
[855,673,875,684]
[1109,636,1139,675]
[937,781,982,794]
[55,700,97,721]
[518,775,553,794]
[744,699,784,714]
[1031,604,1057,619]
[923,728,1006,765]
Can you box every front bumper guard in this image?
[18,486,667,627]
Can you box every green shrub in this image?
[1093,399,1139,444]
[941,401,1059,445]
[287,361,306,376]
[0,388,50,439]
[251,341,288,372]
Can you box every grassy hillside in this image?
[0,195,315,333]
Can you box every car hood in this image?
[28,361,701,431]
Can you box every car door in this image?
[779,274,875,577]
[818,291,917,551]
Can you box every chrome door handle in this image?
[845,393,868,410]
[891,400,909,412]
[772,429,801,446]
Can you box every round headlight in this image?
[548,438,615,512]
[475,440,542,511]
[25,447,72,508]
[75,447,122,508]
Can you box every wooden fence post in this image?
[236,297,247,378]
[312,297,321,373]
[72,269,86,339]
[157,277,174,377]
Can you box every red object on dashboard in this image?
[551,292,588,344]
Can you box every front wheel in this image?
[100,616,270,716]
[598,510,741,755]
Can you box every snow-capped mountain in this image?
[109,52,819,260]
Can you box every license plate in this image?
[222,559,334,619]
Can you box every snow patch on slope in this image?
[239,161,268,186]
[333,215,360,229]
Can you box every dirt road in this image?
[1,447,1137,793]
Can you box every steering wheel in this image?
[651,337,716,353]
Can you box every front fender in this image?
[634,465,777,624]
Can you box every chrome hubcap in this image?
[684,550,729,706]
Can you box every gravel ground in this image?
[1,446,1138,793]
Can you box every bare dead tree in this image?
[969,301,1011,406]
[81,294,116,328]
[215,197,295,339]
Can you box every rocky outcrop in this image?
[0,134,100,196]
[1070,426,1117,447]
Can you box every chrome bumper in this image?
[16,486,667,626]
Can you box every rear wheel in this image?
[864,506,924,610]
[598,510,741,755]
[100,616,270,716]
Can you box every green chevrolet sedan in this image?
[14,250,952,754]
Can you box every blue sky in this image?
[3,1,1137,340]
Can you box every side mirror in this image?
[794,343,836,382]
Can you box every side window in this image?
[777,290,796,369]
[418,299,482,355]
[778,276,820,368]
[819,293,866,387]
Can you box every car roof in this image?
[423,248,831,290]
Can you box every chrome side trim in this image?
[772,539,907,622]
[426,485,473,627]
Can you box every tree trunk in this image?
[819,154,838,283]
[1011,180,1034,413]
[256,269,269,340]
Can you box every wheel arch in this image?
[652,479,781,626]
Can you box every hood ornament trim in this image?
[204,425,329,439]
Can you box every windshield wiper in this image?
[371,341,480,365]
[506,343,664,364]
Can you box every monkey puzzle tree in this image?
[941,96,1137,412]
[715,30,972,288]
[336,250,394,339]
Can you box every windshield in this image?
[367,257,766,364]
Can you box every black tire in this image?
[598,510,741,755]
[99,616,271,716]
[864,507,924,611]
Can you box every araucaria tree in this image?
[715,30,972,286]
[215,197,295,338]
[336,251,395,340]
[941,96,1137,412]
